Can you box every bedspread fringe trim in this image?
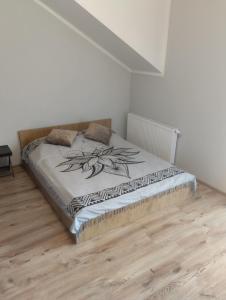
[76,181,196,241]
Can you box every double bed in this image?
[18,119,196,243]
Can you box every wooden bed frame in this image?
[18,118,194,243]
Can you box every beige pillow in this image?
[84,123,112,145]
[46,129,77,147]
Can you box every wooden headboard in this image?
[18,119,112,150]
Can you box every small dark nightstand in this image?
[0,145,14,177]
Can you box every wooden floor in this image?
[1,167,226,300]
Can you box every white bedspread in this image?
[23,133,196,236]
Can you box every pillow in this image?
[84,123,112,145]
[46,129,77,147]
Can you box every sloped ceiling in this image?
[37,0,172,75]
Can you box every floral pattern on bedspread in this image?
[56,147,144,179]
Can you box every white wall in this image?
[0,0,131,165]
[131,0,226,192]
[75,0,172,73]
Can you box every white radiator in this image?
[127,113,180,165]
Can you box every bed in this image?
[18,119,196,243]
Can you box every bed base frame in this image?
[18,119,194,243]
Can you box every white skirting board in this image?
[127,113,180,165]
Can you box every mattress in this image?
[22,133,196,239]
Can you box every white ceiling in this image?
[38,0,171,74]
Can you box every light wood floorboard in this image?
[1,166,226,300]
